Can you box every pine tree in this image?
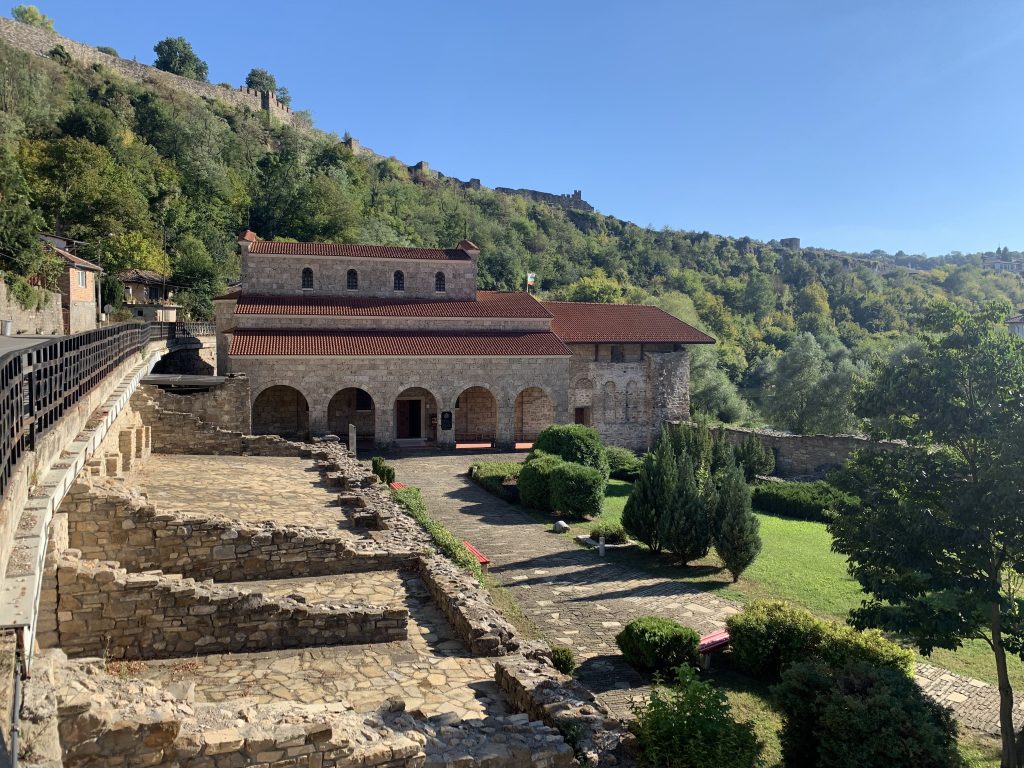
[622,432,676,553]
[710,431,735,474]
[660,451,712,564]
[714,463,762,582]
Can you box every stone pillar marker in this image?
[348,423,357,456]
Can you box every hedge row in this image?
[726,600,915,680]
[469,461,522,502]
[616,616,700,675]
[391,486,484,581]
[750,480,855,523]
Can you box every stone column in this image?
[437,396,455,450]
[495,395,515,449]
[374,398,394,449]
[307,392,329,436]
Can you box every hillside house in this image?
[40,236,101,334]
[215,232,714,450]
[118,269,179,322]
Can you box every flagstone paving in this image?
[387,451,1024,735]
[122,570,510,719]
[136,454,356,532]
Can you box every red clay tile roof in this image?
[542,301,715,344]
[213,287,242,301]
[117,269,176,286]
[248,241,472,261]
[238,229,258,242]
[230,330,571,356]
[46,244,101,272]
[233,291,551,318]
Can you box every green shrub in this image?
[616,616,700,675]
[48,44,71,65]
[591,521,628,544]
[606,445,641,480]
[751,480,855,523]
[96,45,119,57]
[391,486,483,581]
[733,434,775,481]
[775,660,963,768]
[469,460,522,502]
[518,451,563,511]
[549,461,605,519]
[726,600,914,680]
[630,666,761,768]
[533,424,610,478]
[371,456,395,484]
[551,645,576,675]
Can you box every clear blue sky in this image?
[24,0,1024,255]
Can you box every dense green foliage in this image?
[390,486,484,581]
[630,667,761,768]
[517,451,563,511]
[775,660,964,768]
[12,4,51,29]
[590,521,628,544]
[606,445,642,480]
[726,600,915,680]
[532,424,610,479]
[153,37,208,81]
[829,302,1024,765]
[468,460,521,502]
[370,456,395,484]
[750,480,854,522]
[1,27,1022,431]
[615,616,700,675]
[549,461,605,519]
[732,435,775,481]
[713,463,762,582]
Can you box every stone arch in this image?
[453,385,498,446]
[514,386,555,443]
[624,380,640,423]
[601,381,618,423]
[327,387,376,445]
[252,385,309,439]
[394,386,440,443]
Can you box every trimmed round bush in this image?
[549,461,605,519]
[726,600,914,680]
[551,645,576,675]
[616,616,700,675]
[606,445,641,481]
[775,660,963,768]
[533,424,610,478]
[518,451,564,511]
[591,521,628,544]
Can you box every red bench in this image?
[698,629,731,670]
[462,540,490,572]
[388,482,407,490]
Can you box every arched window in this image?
[301,267,313,289]
[435,271,446,292]
[346,269,358,290]
[393,270,405,291]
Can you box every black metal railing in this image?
[150,321,216,341]
[0,323,153,499]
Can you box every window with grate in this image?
[347,269,358,290]
[301,267,313,289]
[393,270,405,291]
[435,272,446,292]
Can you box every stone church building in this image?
[214,231,714,450]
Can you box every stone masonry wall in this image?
[0,17,297,126]
[0,279,62,335]
[713,424,901,478]
[56,555,407,659]
[227,354,570,448]
[139,375,251,434]
[242,251,477,300]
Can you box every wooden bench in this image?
[388,482,407,490]
[462,540,490,572]
[698,628,731,670]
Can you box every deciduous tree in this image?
[153,37,209,82]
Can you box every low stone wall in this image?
[0,279,62,335]
[495,655,635,767]
[60,479,415,581]
[0,629,16,762]
[56,556,408,660]
[139,374,251,434]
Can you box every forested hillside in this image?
[1,27,1022,434]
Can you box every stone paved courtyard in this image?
[388,451,1024,736]
[136,454,355,531]
[118,570,510,719]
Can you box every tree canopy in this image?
[153,37,208,81]
[11,4,53,29]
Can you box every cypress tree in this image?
[661,450,713,564]
[623,432,676,553]
[714,463,762,582]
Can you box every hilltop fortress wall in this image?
[0,16,296,125]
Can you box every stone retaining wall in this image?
[139,374,251,434]
[0,279,62,335]
[56,556,407,660]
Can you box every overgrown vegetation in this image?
[390,485,483,581]
[750,480,854,522]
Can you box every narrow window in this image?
[347,269,358,290]
[301,267,314,289]
[435,271,446,292]
[77,269,87,288]
[393,270,405,291]
[610,345,625,363]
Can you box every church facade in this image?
[214,232,714,451]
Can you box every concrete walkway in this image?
[388,452,1023,736]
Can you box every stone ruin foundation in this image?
[16,389,633,767]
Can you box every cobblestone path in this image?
[388,452,1024,735]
